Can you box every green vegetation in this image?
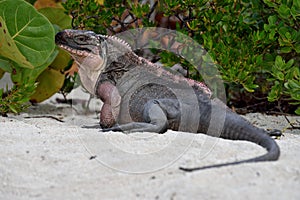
[0,0,72,115]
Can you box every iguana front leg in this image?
[97,82,121,128]
[102,100,169,133]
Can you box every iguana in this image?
[55,29,281,171]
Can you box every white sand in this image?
[0,91,299,200]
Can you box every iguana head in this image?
[55,29,106,66]
[55,29,132,94]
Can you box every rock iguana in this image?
[55,29,281,171]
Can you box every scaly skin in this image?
[55,29,281,171]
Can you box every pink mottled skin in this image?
[97,82,121,128]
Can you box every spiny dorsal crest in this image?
[101,35,132,51]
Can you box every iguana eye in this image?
[75,35,88,43]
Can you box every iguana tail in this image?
[180,103,281,172]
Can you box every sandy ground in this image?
[0,88,300,200]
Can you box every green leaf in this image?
[8,104,18,114]
[278,4,291,19]
[285,79,300,89]
[295,106,300,115]
[284,31,292,40]
[30,67,65,103]
[285,59,294,69]
[0,0,55,68]
[275,55,284,70]
[267,15,277,25]
[11,49,59,84]
[0,68,4,79]
[291,1,300,18]
[294,42,300,53]
[291,93,300,101]
[38,7,72,30]
[50,48,71,70]
[0,56,13,73]
[268,81,282,102]
[256,54,263,65]
[280,46,292,53]
[275,71,285,80]
[263,0,278,8]
[243,83,258,93]
[278,27,290,39]
[0,16,34,69]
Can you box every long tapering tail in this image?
[179,138,280,171]
[179,101,281,172]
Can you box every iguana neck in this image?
[96,51,141,88]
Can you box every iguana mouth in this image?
[58,44,92,57]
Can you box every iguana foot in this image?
[267,129,283,138]
[82,124,101,129]
[101,122,167,133]
[101,124,123,132]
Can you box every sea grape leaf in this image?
[38,7,72,30]
[11,49,58,84]
[0,0,55,68]
[30,67,65,103]
[50,48,71,70]
[0,16,34,69]
[0,56,13,73]
[0,68,4,79]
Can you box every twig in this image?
[277,102,300,130]
[24,116,65,123]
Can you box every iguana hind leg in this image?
[102,100,168,133]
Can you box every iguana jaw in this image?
[57,43,91,57]
[57,42,104,69]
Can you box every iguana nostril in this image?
[55,31,65,44]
